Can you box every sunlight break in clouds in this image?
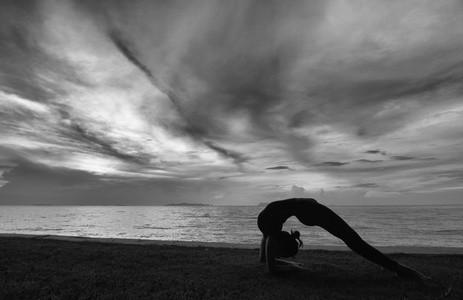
[1,0,463,205]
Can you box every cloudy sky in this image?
[1,0,463,205]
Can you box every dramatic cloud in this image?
[1,0,463,205]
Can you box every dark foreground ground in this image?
[0,237,462,300]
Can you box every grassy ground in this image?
[0,237,461,300]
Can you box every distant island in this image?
[165,203,213,207]
[257,202,269,206]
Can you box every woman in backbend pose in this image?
[258,198,430,280]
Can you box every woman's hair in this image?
[277,230,303,258]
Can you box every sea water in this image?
[0,205,462,248]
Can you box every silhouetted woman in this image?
[258,198,430,280]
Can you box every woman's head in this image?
[276,230,303,258]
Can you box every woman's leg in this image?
[296,204,400,272]
[313,208,430,280]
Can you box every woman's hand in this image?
[274,259,313,273]
[275,259,304,267]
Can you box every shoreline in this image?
[2,233,462,254]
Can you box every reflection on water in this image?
[0,205,462,247]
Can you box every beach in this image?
[1,234,462,299]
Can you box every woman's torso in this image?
[258,198,319,234]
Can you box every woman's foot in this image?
[396,263,431,281]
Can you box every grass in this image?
[0,236,462,299]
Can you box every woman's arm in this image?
[259,235,267,263]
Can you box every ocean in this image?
[1,205,462,248]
